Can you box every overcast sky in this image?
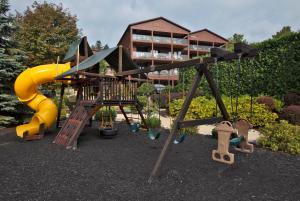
[9,0,300,46]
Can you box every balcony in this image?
[132,34,152,42]
[133,51,152,59]
[132,34,188,45]
[189,45,212,52]
[173,38,188,45]
[133,51,188,61]
[153,36,171,43]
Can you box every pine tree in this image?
[0,0,26,127]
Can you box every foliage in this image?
[258,120,300,155]
[284,91,300,106]
[169,95,278,127]
[13,1,79,67]
[272,26,294,39]
[91,40,109,52]
[137,95,158,117]
[256,96,276,111]
[181,127,198,135]
[137,83,155,96]
[94,107,117,122]
[145,116,161,128]
[0,115,16,128]
[280,105,300,125]
[151,92,184,109]
[0,0,28,127]
[178,31,300,98]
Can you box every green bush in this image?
[137,83,155,96]
[181,127,198,135]
[258,120,300,155]
[137,95,158,117]
[95,107,117,122]
[169,95,278,127]
[146,116,161,128]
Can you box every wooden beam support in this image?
[118,45,123,73]
[148,64,205,183]
[201,65,230,121]
[119,105,130,125]
[56,83,66,128]
[178,117,223,128]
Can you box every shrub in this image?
[284,91,300,106]
[181,127,198,135]
[257,96,276,111]
[169,95,278,127]
[137,83,155,96]
[280,105,300,125]
[258,120,300,155]
[146,116,161,128]
[95,107,117,122]
[151,92,184,109]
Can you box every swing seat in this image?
[99,127,118,139]
[129,122,140,133]
[230,136,244,146]
[147,129,160,140]
[173,133,187,144]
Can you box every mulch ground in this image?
[0,123,299,201]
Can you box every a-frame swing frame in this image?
[148,62,230,183]
[115,42,257,182]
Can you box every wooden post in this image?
[148,64,204,183]
[56,83,66,128]
[119,105,130,125]
[201,65,230,120]
[135,103,148,130]
[118,45,123,73]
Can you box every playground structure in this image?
[14,36,257,181]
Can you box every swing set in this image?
[117,42,257,182]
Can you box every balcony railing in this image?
[189,45,212,52]
[173,38,188,45]
[132,34,188,45]
[133,51,188,61]
[133,51,152,59]
[153,36,171,43]
[132,34,152,42]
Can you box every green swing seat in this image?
[173,133,187,144]
[147,129,161,140]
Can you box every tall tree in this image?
[91,40,109,51]
[0,0,26,127]
[14,1,80,67]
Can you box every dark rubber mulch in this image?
[0,123,300,201]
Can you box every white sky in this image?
[9,0,300,46]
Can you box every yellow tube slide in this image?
[14,63,70,138]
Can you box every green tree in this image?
[91,40,109,51]
[14,1,80,67]
[272,26,294,39]
[229,33,247,43]
[0,0,27,127]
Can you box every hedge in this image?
[179,32,300,98]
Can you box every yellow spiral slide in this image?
[14,63,70,138]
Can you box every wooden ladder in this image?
[53,100,99,149]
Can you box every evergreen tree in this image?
[0,0,26,127]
